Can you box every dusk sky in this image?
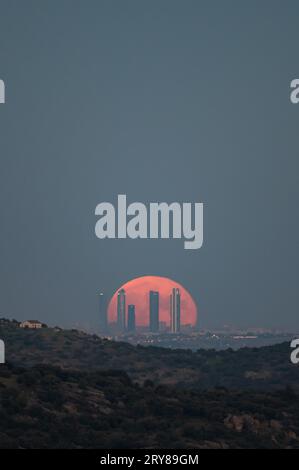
[0,1,298,330]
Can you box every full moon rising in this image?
[95,194,204,250]
[108,275,198,327]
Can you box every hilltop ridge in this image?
[0,319,297,391]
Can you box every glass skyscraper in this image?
[117,288,126,332]
[149,291,159,333]
[127,305,136,332]
[170,288,181,333]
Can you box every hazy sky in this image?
[0,1,298,330]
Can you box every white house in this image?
[20,320,43,330]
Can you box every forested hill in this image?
[0,319,298,391]
[0,362,299,449]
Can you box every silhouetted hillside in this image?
[0,319,297,391]
[1,319,299,449]
[0,362,298,449]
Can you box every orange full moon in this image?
[108,276,198,328]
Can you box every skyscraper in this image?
[98,292,108,333]
[170,288,181,333]
[117,288,126,332]
[127,305,136,333]
[149,291,159,333]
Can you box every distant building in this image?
[127,305,136,333]
[117,289,126,332]
[170,288,181,333]
[20,320,43,330]
[98,292,108,333]
[149,291,159,333]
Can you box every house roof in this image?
[23,320,42,324]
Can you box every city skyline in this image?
[107,276,197,332]
[103,283,184,335]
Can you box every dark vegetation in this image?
[0,319,298,449]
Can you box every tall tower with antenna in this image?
[170,288,181,333]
